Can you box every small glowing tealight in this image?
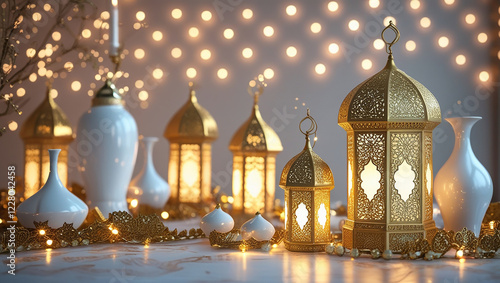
[130,199,138,208]
[46,239,53,246]
[161,211,170,219]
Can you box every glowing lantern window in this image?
[338,22,441,252]
[280,110,334,252]
[229,78,282,215]
[164,83,218,205]
[20,84,74,199]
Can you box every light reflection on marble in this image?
[2,218,498,283]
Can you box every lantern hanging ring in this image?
[299,108,318,148]
[381,21,400,55]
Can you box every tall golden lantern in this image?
[20,85,74,199]
[280,110,334,252]
[338,22,441,252]
[229,78,283,215]
[164,83,218,205]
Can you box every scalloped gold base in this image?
[284,241,327,252]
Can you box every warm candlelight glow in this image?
[39,230,46,235]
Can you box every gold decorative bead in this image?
[335,245,345,256]
[350,248,360,258]
[325,243,335,255]
[424,251,434,261]
[371,249,381,259]
[382,250,392,260]
[409,251,417,260]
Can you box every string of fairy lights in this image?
[5,0,499,132]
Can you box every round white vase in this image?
[76,80,138,216]
[434,116,493,237]
[128,137,170,209]
[18,149,89,229]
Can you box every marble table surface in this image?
[2,219,499,283]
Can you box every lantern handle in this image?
[299,108,318,148]
[381,21,400,55]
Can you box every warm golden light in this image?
[373,39,384,50]
[405,40,416,51]
[361,59,372,70]
[490,221,495,230]
[26,48,36,58]
[52,31,61,41]
[200,49,212,60]
[138,90,148,101]
[263,26,274,37]
[310,22,322,33]
[82,29,91,38]
[286,5,297,16]
[17,88,25,97]
[46,239,53,246]
[420,17,431,28]
[465,14,475,25]
[39,230,46,235]
[112,229,119,235]
[369,0,380,8]
[161,211,169,219]
[383,17,396,26]
[130,198,138,208]
[33,12,42,21]
[134,48,145,59]
[360,160,381,201]
[242,8,253,20]
[328,1,339,12]
[186,67,197,78]
[188,27,199,38]
[348,20,359,31]
[455,54,466,65]
[444,0,455,5]
[315,63,326,75]
[438,36,449,48]
[328,43,340,54]
[152,68,163,79]
[71,81,81,91]
[242,47,253,59]
[8,121,17,131]
[201,10,212,21]
[286,46,297,57]
[456,250,464,258]
[263,68,274,79]
[136,11,146,21]
[171,8,182,19]
[171,47,182,59]
[217,68,228,79]
[479,71,489,82]
[477,33,487,43]
[152,31,163,41]
[295,203,309,230]
[49,88,58,99]
[135,80,144,88]
[223,28,234,39]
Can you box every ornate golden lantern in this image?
[229,78,283,215]
[164,83,218,205]
[280,110,334,252]
[337,22,441,252]
[20,84,74,199]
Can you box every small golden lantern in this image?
[20,84,74,199]
[338,22,441,252]
[164,83,218,205]
[280,110,334,252]
[229,78,283,215]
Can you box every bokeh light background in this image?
[1,0,499,203]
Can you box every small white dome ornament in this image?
[17,149,89,229]
[200,204,235,236]
[240,212,276,241]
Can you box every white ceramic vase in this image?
[128,137,170,209]
[18,149,89,229]
[240,212,275,241]
[200,204,235,236]
[434,116,493,237]
[76,80,138,216]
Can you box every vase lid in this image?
[92,79,124,107]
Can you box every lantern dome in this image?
[20,86,74,142]
[164,88,218,143]
[280,139,334,188]
[338,55,441,129]
[229,98,283,153]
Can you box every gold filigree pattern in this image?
[406,74,442,121]
[347,134,355,220]
[390,133,421,223]
[286,151,313,185]
[356,133,385,221]
[356,231,385,252]
[179,104,204,137]
[453,227,478,250]
[311,150,334,186]
[388,70,426,119]
[209,229,284,250]
[179,144,201,203]
[389,232,423,251]
[243,118,266,150]
[431,230,452,254]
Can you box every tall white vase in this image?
[76,80,138,216]
[434,116,493,237]
[18,149,88,229]
[128,137,170,209]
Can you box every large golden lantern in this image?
[164,83,218,205]
[20,85,74,199]
[280,110,334,252]
[338,23,441,252]
[229,78,283,215]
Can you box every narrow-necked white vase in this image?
[76,80,138,216]
[434,117,493,237]
[18,149,89,228]
[128,137,170,209]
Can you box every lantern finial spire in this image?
[247,75,267,106]
[299,108,318,148]
[381,21,400,55]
